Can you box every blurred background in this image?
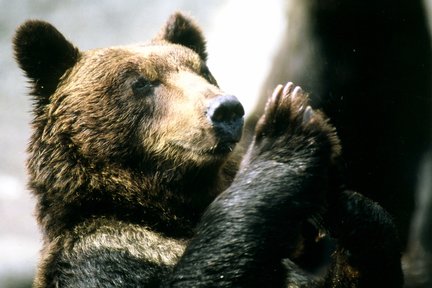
[1,0,431,287]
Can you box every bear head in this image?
[14,12,244,238]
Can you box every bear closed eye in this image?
[132,76,157,96]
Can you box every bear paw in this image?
[252,82,341,164]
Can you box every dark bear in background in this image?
[15,12,403,287]
[246,1,431,286]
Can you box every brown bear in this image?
[14,12,403,287]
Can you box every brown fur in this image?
[29,44,237,238]
[15,12,403,288]
[14,13,242,286]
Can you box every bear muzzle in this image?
[207,95,244,152]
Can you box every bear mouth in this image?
[208,141,237,154]
[169,141,236,156]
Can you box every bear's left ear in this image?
[13,20,79,100]
[157,12,208,61]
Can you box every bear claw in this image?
[267,84,283,115]
[291,85,303,98]
[257,82,334,140]
[303,106,314,124]
[282,82,294,96]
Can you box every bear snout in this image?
[207,95,245,145]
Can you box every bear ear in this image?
[13,20,79,100]
[158,12,208,61]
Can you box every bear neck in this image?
[29,135,238,240]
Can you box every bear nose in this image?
[207,95,245,143]
[207,95,245,123]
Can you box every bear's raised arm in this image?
[166,83,341,287]
[14,12,402,288]
[165,83,403,288]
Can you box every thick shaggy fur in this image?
[14,12,403,287]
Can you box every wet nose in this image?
[207,95,244,124]
[207,95,245,142]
